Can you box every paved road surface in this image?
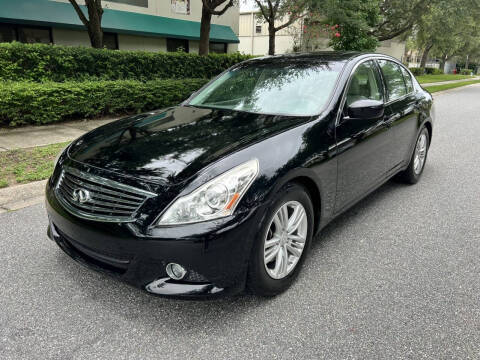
[1,85,479,359]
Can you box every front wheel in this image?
[247,183,314,296]
[398,127,430,184]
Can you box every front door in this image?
[334,60,391,212]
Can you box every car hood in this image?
[68,106,312,185]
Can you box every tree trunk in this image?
[420,44,433,70]
[465,54,469,70]
[87,25,103,48]
[439,53,448,72]
[86,0,103,48]
[268,24,276,55]
[199,6,212,56]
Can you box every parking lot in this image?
[1,85,479,359]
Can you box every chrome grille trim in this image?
[55,166,156,222]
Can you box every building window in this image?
[0,23,52,44]
[167,38,189,53]
[171,0,190,15]
[103,32,118,50]
[107,0,148,7]
[0,24,16,42]
[17,26,52,44]
[209,42,227,54]
[256,25,262,34]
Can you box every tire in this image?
[398,127,430,184]
[247,183,314,296]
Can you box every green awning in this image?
[0,0,239,43]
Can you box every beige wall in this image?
[376,39,406,62]
[238,11,301,55]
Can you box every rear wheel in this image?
[247,183,314,296]
[399,127,430,184]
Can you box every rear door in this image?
[335,60,391,212]
[377,60,419,171]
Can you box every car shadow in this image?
[53,178,411,330]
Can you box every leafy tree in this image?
[68,0,104,49]
[371,0,433,41]
[200,0,235,55]
[415,0,480,70]
[311,0,436,51]
[254,0,310,55]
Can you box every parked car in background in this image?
[46,52,434,298]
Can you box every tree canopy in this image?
[414,0,480,70]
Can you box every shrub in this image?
[0,78,208,126]
[409,67,443,76]
[460,68,473,75]
[426,67,444,75]
[0,42,251,82]
[409,67,424,76]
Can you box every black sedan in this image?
[46,52,434,298]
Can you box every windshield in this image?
[188,60,344,116]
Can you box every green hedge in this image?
[409,67,424,76]
[409,67,444,76]
[0,78,208,126]
[0,42,251,82]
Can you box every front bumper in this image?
[45,180,264,298]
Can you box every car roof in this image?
[246,51,364,63]
[243,51,400,65]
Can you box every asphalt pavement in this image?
[1,85,479,359]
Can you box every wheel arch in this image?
[424,121,433,145]
[290,176,322,235]
[263,168,324,236]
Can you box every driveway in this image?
[1,85,479,359]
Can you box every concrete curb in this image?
[0,180,47,213]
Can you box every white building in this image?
[0,0,240,53]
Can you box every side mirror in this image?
[345,99,384,121]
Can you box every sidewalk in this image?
[0,117,118,151]
[422,76,480,87]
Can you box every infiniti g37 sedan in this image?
[46,52,434,298]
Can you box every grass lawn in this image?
[416,74,475,84]
[425,80,480,93]
[0,142,69,188]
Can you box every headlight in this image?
[156,159,259,226]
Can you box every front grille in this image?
[55,166,156,222]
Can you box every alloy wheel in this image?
[263,201,308,280]
[413,133,428,175]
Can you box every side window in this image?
[378,60,407,101]
[346,60,384,107]
[400,66,414,93]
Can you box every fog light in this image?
[166,263,187,280]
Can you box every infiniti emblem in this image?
[72,189,91,204]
